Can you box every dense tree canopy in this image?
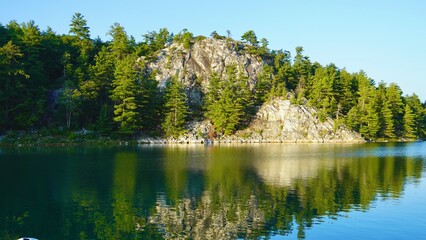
[0,15,425,140]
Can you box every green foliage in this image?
[111,55,142,133]
[241,30,258,47]
[0,16,425,142]
[205,66,253,136]
[403,104,416,139]
[161,77,189,138]
[69,13,90,39]
[210,31,226,40]
[142,28,172,52]
[139,28,173,60]
[109,23,133,60]
[241,30,270,56]
[405,93,426,138]
[173,29,193,49]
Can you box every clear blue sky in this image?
[2,0,426,101]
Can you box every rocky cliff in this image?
[141,38,364,143]
[234,98,364,143]
[145,38,264,106]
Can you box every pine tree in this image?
[386,83,404,137]
[361,101,380,140]
[68,13,93,79]
[255,65,273,105]
[88,46,115,105]
[382,100,396,139]
[346,106,360,131]
[139,74,160,131]
[405,93,426,138]
[12,21,48,128]
[205,66,252,136]
[403,104,416,139]
[111,55,142,133]
[0,41,27,130]
[292,46,312,92]
[241,30,258,47]
[339,69,358,115]
[308,65,336,117]
[69,13,90,40]
[354,71,379,140]
[161,76,189,138]
[109,23,133,60]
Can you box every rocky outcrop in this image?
[169,98,363,143]
[140,38,364,144]
[139,98,363,144]
[145,38,264,106]
[235,98,364,143]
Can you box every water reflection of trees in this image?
[143,146,424,239]
[0,145,424,239]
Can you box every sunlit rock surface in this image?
[237,98,364,143]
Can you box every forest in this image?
[1,13,425,141]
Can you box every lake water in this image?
[0,142,425,239]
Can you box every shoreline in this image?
[1,131,422,148]
[3,136,422,148]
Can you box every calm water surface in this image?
[0,142,425,239]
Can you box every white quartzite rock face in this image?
[237,98,364,143]
[145,38,264,106]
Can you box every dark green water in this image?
[1,142,425,239]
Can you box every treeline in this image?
[1,13,425,140]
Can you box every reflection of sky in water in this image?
[291,175,426,240]
[341,142,426,159]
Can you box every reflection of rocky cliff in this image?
[148,192,265,239]
[250,144,346,187]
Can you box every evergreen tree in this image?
[205,66,252,136]
[403,104,416,139]
[382,100,396,139]
[241,30,258,47]
[88,46,115,104]
[308,64,340,119]
[173,29,193,49]
[271,50,292,98]
[161,77,189,138]
[255,65,273,105]
[16,21,47,128]
[111,55,142,133]
[346,106,360,131]
[386,83,404,136]
[141,28,172,56]
[405,93,426,138]
[361,100,380,140]
[139,74,160,131]
[292,46,312,92]
[0,41,28,130]
[68,12,93,71]
[109,23,133,60]
[69,13,90,40]
[339,69,358,115]
[351,71,379,140]
[82,46,115,128]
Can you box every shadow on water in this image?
[0,142,425,239]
